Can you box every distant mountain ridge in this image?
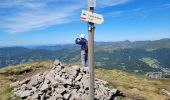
[95,38,170,51]
[0,38,170,78]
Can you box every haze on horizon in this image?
[0,0,170,46]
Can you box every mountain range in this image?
[0,38,170,78]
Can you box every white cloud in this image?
[0,5,81,33]
[98,0,131,7]
[0,0,131,33]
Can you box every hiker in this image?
[75,34,88,68]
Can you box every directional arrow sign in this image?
[81,10,104,24]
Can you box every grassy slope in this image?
[0,61,170,100]
[96,68,170,100]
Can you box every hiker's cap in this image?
[80,34,85,38]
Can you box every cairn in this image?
[11,60,118,100]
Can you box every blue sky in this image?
[0,0,170,46]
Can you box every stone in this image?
[40,83,49,92]
[45,72,57,85]
[19,78,30,85]
[54,59,61,66]
[81,94,89,100]
[31,92,39,99]
[81,75,89,90]
[56,86,66,94]
[38,76,45,83]
[55,75,65,83]
[78,88,85,93]
[46,90,51,97]
[20,90,32,98]
[40,93,45,100]
[49,93,63,100]
[26,96,32,100]
[71,65,80,71]
[44,79,50,84]
[27,76,39,89]
[31,87,37,92]
[75,74,83,81]
[38,91,43,95]
[10,81,19,87]
[55,75,72,85]
[161,89,170,96]
[20,84,27,90]
[64,94,71,100]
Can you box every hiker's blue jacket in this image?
[75,38,88,51]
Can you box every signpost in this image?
[81,10,104,24]
[81,0,104,100]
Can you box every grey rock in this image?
[10,81,19,87]
[38,91,43,95]
[54,59,61,66]
[20,84,27,91]
[71,65,80,71]
[31,87,37,92]
[38,76,45,83]
[81,94,89,100]
[40,83,49,92]
[27,76,39,89]
[40,93,45,100]
[75,74,83,81]
[20,90,32,98]
[161,89,170,97]
[55,75,65,83]
[26,96,32,100]
[45,72,57,85]
[46,90,51,97]
[31,92,39,99]
[49,94,63,100]
[64,93,71,100]
[19,78,30,85]
[55,86,66,94]
[55,75,72,85]
[44,78,50,84]
[81,75,89,90]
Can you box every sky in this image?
[0,0,170,46]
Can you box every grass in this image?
[0,75,13,100]
[0,60,53,76]
[0,61,170,100]
[95,68,170,100]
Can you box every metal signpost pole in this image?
[88,7,95,100]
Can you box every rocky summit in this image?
[11,60,118,100]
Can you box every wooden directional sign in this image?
[88,0,96,7]
[81,10,104,24]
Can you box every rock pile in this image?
[11,60,118,100]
